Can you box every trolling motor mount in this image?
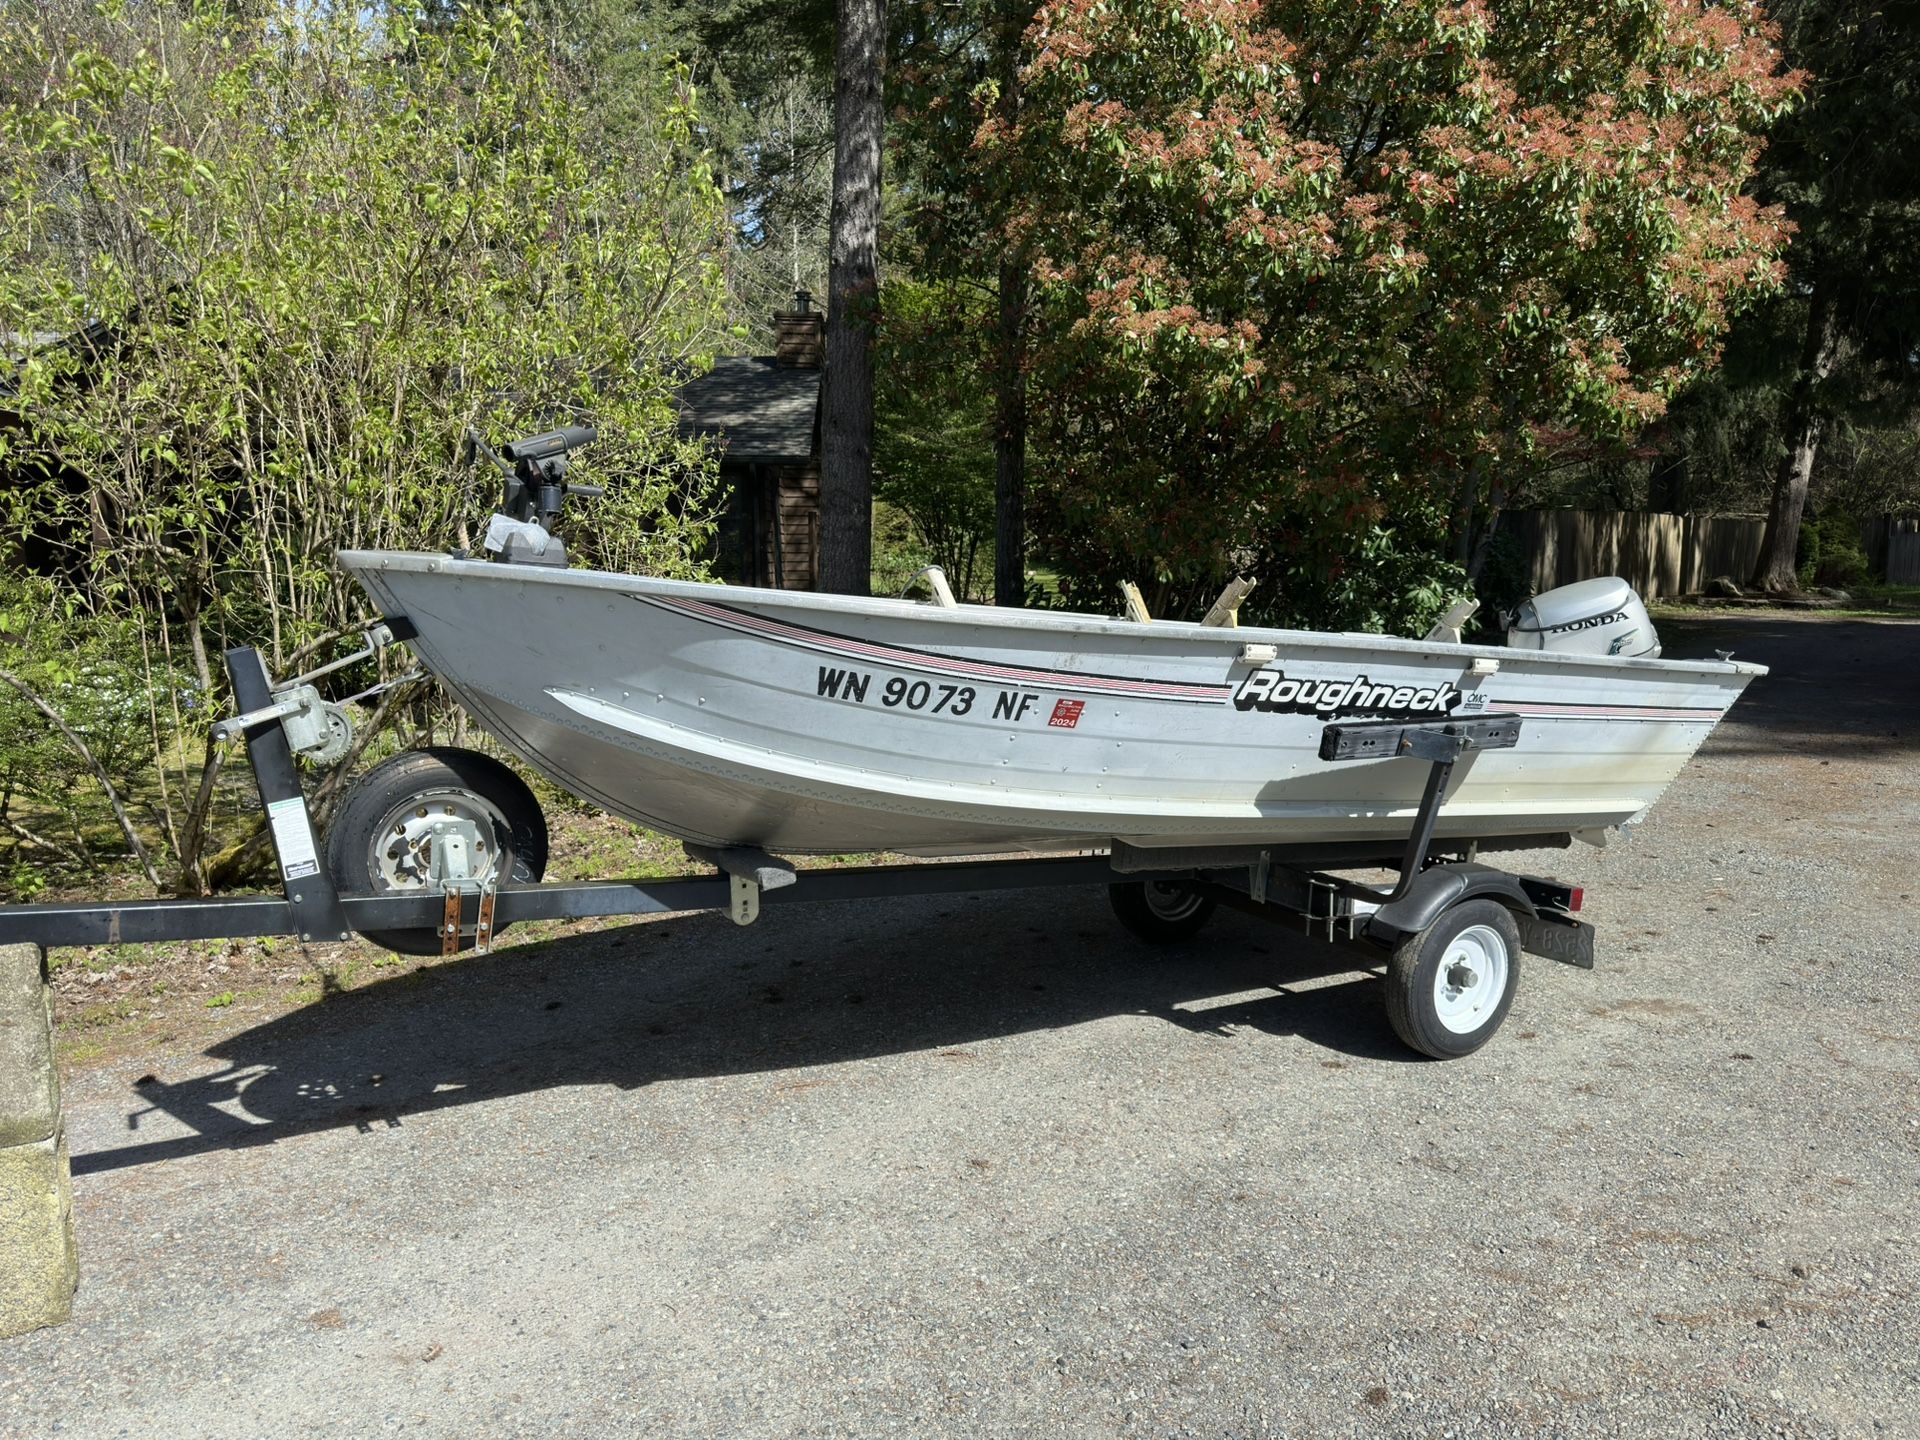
[467,426,604,566]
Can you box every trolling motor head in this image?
[466,425,603,566]
[498,426,600,528]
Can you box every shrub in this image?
[1810,513,1868,588]
[0,2,730,885]
[1796,518,1823,588]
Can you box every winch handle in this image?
[464,427,514,481]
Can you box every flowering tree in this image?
[973,0,1798,626]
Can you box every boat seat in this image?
[909,566,959,607]
[1201,576,1257,627]
[1423,598,1479,644]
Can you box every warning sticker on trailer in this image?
[266,796,321,881]
[1048,698,1086,729]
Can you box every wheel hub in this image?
[1431,924,1510,1035]
[373,794,503,891]
[1144,882,1205,923]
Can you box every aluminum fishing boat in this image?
[0,418,1773,1062]
[336,549,1762,858]
[0,427,1764,1061]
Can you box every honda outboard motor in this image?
[1505,576,1660,659]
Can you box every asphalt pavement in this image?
[3,612,1916,1439]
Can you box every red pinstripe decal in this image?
[637,593,1230,701]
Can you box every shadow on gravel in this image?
[77,889,1412,1175]
[1659,614,1920,757]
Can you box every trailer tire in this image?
[1108,880,1216,943]
[326,747,547,955]
[1384,898,1520,1059]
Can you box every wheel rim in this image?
[368,788,508,892]
[1143,881,1206,924]
[1432,923,1510,1035]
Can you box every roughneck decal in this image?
[1233,669,1461,720]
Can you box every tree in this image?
[587,0,839,348]
[818,0,886,595]
[984,3,1032,608]
[1746,0,1920,591]
[874,278,998,597]
[975,0,1796,627]
[893,1,1037,606]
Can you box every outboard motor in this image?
[1505,576,1660,659]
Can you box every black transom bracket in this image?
[1317,713,1522,764]
[1314,713,1525,905]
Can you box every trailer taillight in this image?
[1567,886,1584,913]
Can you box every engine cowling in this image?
[1505,576,1660,659]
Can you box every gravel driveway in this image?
[4,613,1916,1439]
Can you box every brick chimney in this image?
[773,288,825,368]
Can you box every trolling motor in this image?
[466,425,603,566]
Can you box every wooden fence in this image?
[1862,515,1920,586]
[1502,510,1767,601]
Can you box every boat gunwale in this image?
[337,550,1769,681]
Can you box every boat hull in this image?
[338,554,1762,856]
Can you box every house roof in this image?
[674,356,820,465]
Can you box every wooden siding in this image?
[772,460,819,591]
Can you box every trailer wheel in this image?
[1108,880,1216,943]
[326,747,547,955]
[1384,898,1520,1059]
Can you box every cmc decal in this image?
[1232,669,1461,720]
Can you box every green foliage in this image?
[1822,423,1920,521]
[0,570,189,877]
[1047,507,1471,636]
[581,0,836,344]
[1758,1,1920,331]
[1706,1,1920,581]
[869,500,932,599]
[1804,511,1868,587]
[874,279,997,600]
[0,2,729,885]
[1264,522,1474,639]
[960,0,1797,627]
[1795,515,1822,586]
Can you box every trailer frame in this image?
[0,645,1596,1057]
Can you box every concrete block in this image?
[0,1130,76,1336]
[0,943,74,1337]
[0,943,57,1149]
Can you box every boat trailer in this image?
[0,643,1596,1059]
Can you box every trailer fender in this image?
[1361,863,1537,947]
